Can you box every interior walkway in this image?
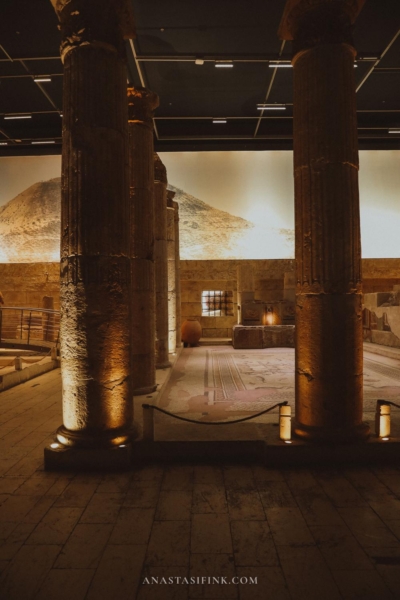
[1,349,400,599]
[154,344,400,441]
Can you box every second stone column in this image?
[279,0,369,441]
[154,154,171,368]
[128,88,159,395]
[167,190,177,354]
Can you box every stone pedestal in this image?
[154,154,171,368]
[128,88,159,395]
[167,191,177,354]
[46,0,136,464]
[173,200,182,348]
[279,0,369,442]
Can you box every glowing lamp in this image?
[263,307,275,325]
[375,400,390,438]
[279,404,291,441]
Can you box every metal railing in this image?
[0,306,60,347]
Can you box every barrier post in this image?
[375,400,391,438]
[279,403,291,441]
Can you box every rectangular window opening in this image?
[202,290,233,317]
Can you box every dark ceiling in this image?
[0,0,399,155]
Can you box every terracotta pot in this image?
[181,318,202,345]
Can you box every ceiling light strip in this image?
[257,105,286,110]
[4,114,32,119]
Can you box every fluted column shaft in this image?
[52,0,135,447]
[128,88,159,395]
[173,200,182,348]
[279,0,369,441]
[167,191,177,354]
[154,154,171,368]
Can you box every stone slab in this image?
[232,325,295,349]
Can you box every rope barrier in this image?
[142,401,288,425]
[378,400,400,410]
[20,347,52,366]
[0,358,18,371]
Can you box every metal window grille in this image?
[201,290,233,317]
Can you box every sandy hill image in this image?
[167,185,254,259]
[0,179,294,262]
[0,178,61,263]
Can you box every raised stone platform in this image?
[232,324,295,349]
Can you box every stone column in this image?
[237,262,254,324]
[128,88,159,395]
[154,154,171,368]
[167,190,177,354]
[46,0,136,465]
[173,200,182,348]
[279,0,369,441]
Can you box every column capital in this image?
[278,0,365,54]
[154,153,167,184]
[167,189,176,208]
[127,87,159,128]
[50,0,135,60]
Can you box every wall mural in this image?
[0,150,399,262]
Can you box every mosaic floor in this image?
[160,346,400,423]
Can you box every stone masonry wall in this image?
[0,263,60,309]
[0,258,399,339]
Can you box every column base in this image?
[293,420,370,443]
[44,442,132,471]
[156,361,172,369]
[55,424,138,447]
[132,384,157,396]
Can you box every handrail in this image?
[0,306,60,347]
[0,306,59,314]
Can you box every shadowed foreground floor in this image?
[1,360,400,598]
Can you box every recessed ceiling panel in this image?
[0,78,54,113]
[132,0,287,55]
[1,0,60,58]
[144,61,271,117]
[156,118,255,139]
[357,72,400,111]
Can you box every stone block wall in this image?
[362,259,400,293]
[0,263,60,309]
[180,259,295,338]
[1,257,400,340]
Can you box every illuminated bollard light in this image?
[142,404,154,442]
[375,400,391,439]
[279,403,291,441]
